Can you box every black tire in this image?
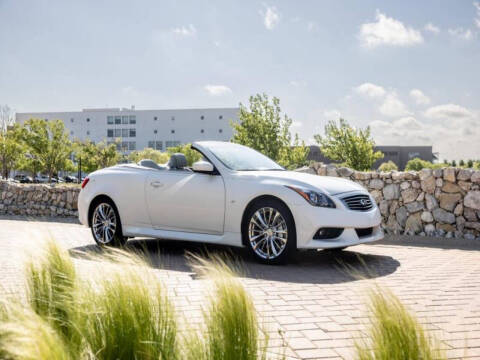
[90,198,127,247]
[242,198,296,265]
[328,246,348,252]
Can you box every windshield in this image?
[204,142,284,171]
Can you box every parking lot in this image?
[1,216,479,359]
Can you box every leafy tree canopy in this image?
[128,148,170,165]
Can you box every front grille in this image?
[342,194,373,211]
[355,227,373,238]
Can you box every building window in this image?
[129,129,136,137]
[70,118,74,123]
[122,129,129,137]
[219,115,223,119]
[171,129,175,134]
[129,115,136,124]
[107,129,114,137]
[70,131,74,135]
[129,142,136,151]
[121,142,129,152]
[122,115,129,124]
[148,141,154,148]
[154,116,158,121]
[171,116,175,121]
[107,116,114,124]
[116,143,121,151]
[154,130,158,134]
[200,129,204,133]
[87,130,90,135]
[166,141,181,148]
[86,118,90,122]
[114,129,121,137]
[219,129,223,133]
[200,115,204,120]
[155,141,163,150]
[115,116,121,124]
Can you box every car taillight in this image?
[81,177,90,189]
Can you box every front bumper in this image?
[291,192,384,249]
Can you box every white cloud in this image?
[448,27,473,40]
[359,11,424,48]
[354,83,386,98]
[474,2,480,28]
[424,104,473,119]
[409,89,430,105]
[204,85,232,96]
[261,6,280,30]
[393,116,423,129]
[424,23,440,34]
[323,109,341,121]
[291,121,303,128]
[172,24,197,37]
[289,80,307,87]
[379,93,411,117]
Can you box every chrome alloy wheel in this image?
[248,207,288,260]
[92,203,117,244]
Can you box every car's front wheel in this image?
[90,200,127,247]
[243,198,296,265]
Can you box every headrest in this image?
[168,153,187,169]
[139,159,163,170]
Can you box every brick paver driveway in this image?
[1,216,480,359]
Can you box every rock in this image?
[458,181,472,192]
[465,233,476,240]
[406,201,424,213]
[442,182,461,193]
[412,180,421,189]
[400,181,410,190]
[396,206,408,227]
[456,216,466,231]
[432,208,455,224]
[433,168,443,178]
[421,176,436,194]
[436,223,455,232]
[443,167,456,182]
[425,194,438,210]
[387,215,402,233]
[391,171,405,181]
[471,171,480,184]
[416,192,425,202]
[439,193,462,212]
[464,207,478,222]
[383,184,400,200]
[465,222,480,231]
[389,200,399,215]
[369,178,384,190]
[401,188,419,203]
[457,169,473,181]
[421,211,434,223]
[370,190,383,204]
[337,167,353,177]
[405,213,423,233]
[419,168,433,181]
[436,178,443,188]
[379,200,389,216]
[326,166,338,177]
[454,203,463,216]
[354,171,371,180]
[424,224,435,235]
[317,166,327,176]
[464,191,480,210]
[296,166,316,174]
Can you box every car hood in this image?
[240,170,366,196]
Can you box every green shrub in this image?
[404,158,444,171]
[377,161,398,172]
[356,288,445,360]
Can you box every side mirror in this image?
[192,160,214,174]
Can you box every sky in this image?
[0,0,479,161]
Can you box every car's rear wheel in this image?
[243,198,296,265]
[90,200,127,247]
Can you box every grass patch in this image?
[355,287,445,360]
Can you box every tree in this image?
[166,143,201,166]
[467,159,474,168]
[314,118,383,171]
[231,94,309,169]
[22,119,72,182]
[0,125,24,179]
[128,148,170,164]
[74,140,120,173]
[378,161,398,172]
[451,160,457,167]
[459,159,465,167]
[405,158,431,171]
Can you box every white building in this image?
[15,107,239,153]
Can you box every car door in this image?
[145,169,225,234]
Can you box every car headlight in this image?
[286,186,336,208]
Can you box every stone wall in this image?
[299,163,480,240]
[0,181,79,217]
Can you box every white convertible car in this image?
[78,141,383,264]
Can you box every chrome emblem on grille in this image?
[360,199,368,206]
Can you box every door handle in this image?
[150,181,163,188]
